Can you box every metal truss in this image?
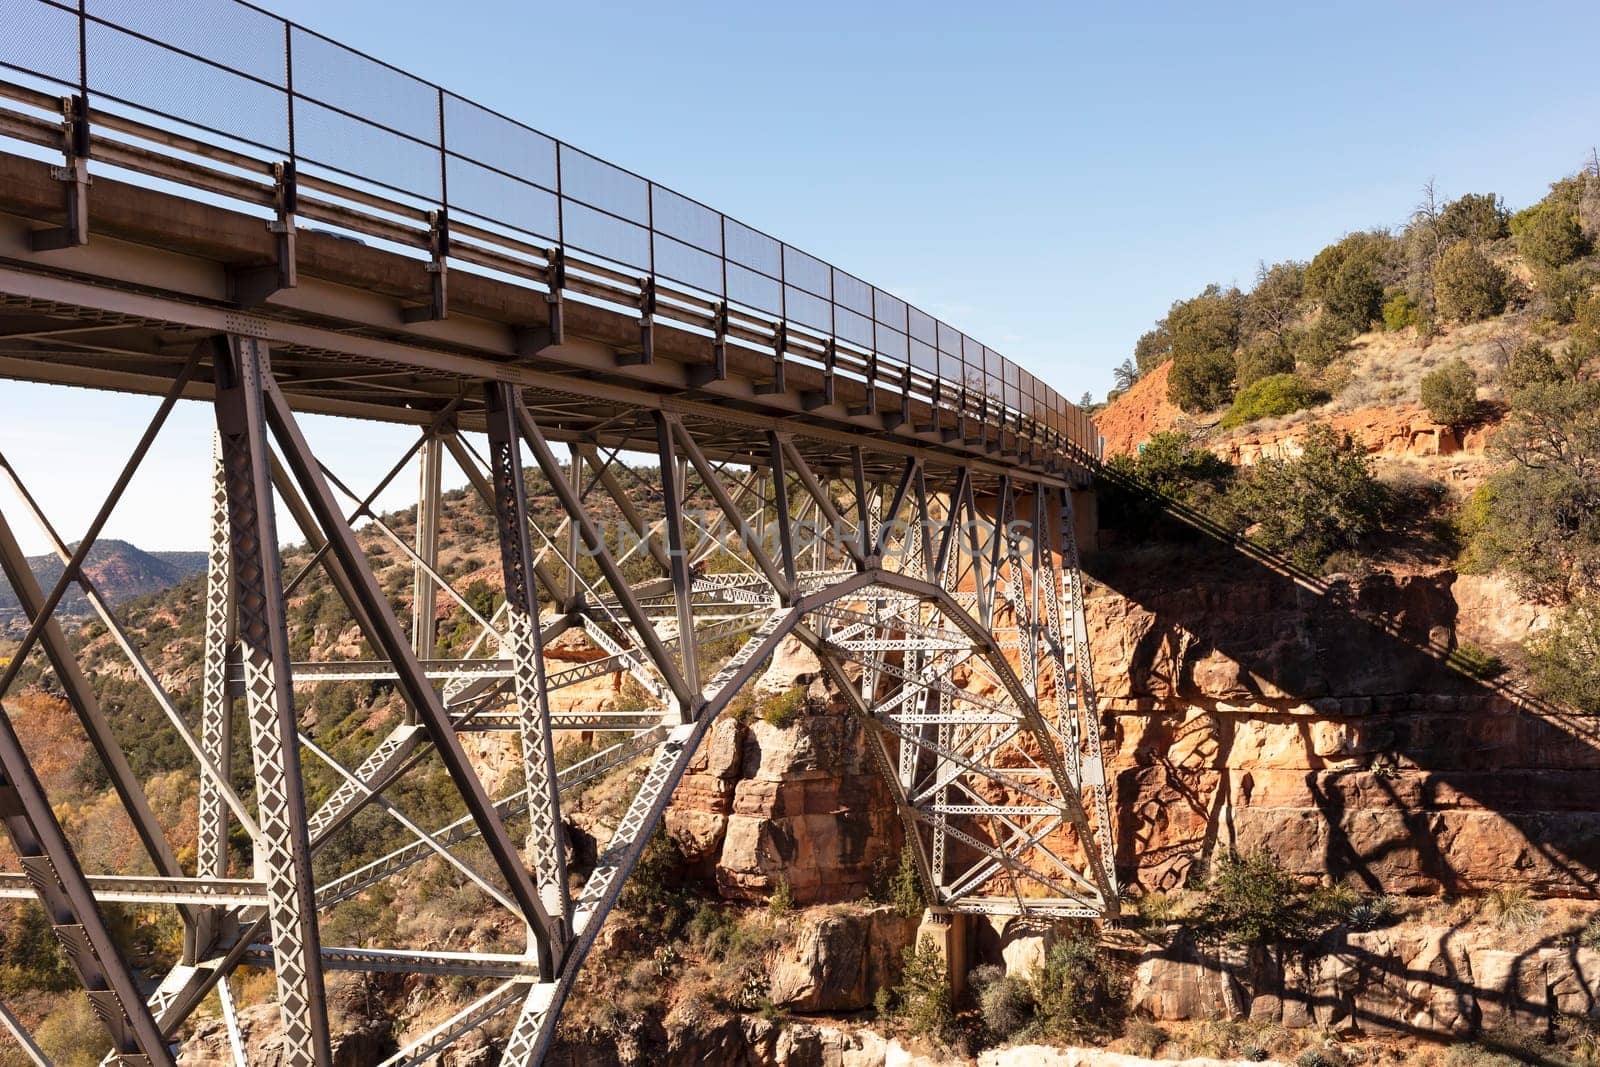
[0,327,1114,1064]
[0,2,1123,1053]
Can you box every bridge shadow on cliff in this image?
[1080,466,1600,902]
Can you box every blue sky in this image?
[3,0,1599,552]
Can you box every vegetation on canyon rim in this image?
[1103,156,1600,715]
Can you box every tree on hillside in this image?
[1167,285,1243,360]
[1168,348,1236,413]
[1433,241,1507,323]
[1419,359,1479,427]
[1242,260,1307,342]
[1112,358,1139,392]
[1133,324,1172,375]
[1439,192,1509,244]
[1160,285,1244,413]
[1230,423,1389,571]
[1306,231,1392,331]
[1518,202,1589,271]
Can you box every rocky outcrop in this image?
[1127,921,1600,1039]
[768,906,920,1012]
[1208,403,1498,473]
[666,698,904,905]
[1082,546,1600,898]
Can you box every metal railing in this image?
[0,0,1103,465]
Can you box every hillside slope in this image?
[0,538,205,625]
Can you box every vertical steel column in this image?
[654,412,701,714]
[212,334,331,1067]
[1057,487,1117,897]
[485,383,569,950]
[412,434,443,667]
[196,438,236,960]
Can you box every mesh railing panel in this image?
[0,0,1102,461]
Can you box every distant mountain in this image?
[0,539,206,621]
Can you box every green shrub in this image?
[1440,192,1510,243]
[1572,293,1600,372]
[1482,886,1541,931]
[769,875,795,919]
[1535,264,1594,324]
[889,843,926,919]
[1167,346,1237,413]
[1382,291,1421,331]
[1503,341,1561,391]
[1420,358,1480,427]
[1434,240,1507,323]
[893,935,954,1042]
[1229,424,1390,572]
[1344,894,1399,931]
[1197,849,1310,945]
[1235,335,1296,389]
[1449,642,1507,681]
[1528,598,1600,714]
[1126,431,1234,497]
[1220,373,1328,430]
[761,686,806,728]
[1029,925,1124,1041]
[1306,231,1392,330]
[1473,374,1600,598]
[1519,203,1588,271]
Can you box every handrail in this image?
[0,0,1103,470]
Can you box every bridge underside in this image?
[0,104,1113,1067]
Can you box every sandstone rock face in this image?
[668,707,904,904]
[1125,920,1600,1041]
[768,906,920,1012]
[1082,549,1600,898]
[979,1048,1285,1067]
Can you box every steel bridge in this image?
[0,2,1114,1063]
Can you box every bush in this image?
[1434,240,1507,323]
[1197,849,1310,945]
[893,935,954,1042]
[1535,264,1594,324]
[1167,284,1243,361]
[1306,231,1392,329]
[761,686,806,728]
[1029,925,1124,1041]
[1220,373,1329,430]
[1474,375,1600,598]
[889,843,926,919]
[1572,292,1600,372]
[1344,894,1399,931]
[1420,358,1480,427]
[1382,291,1421,331]
[1519,203,1588,271]
[1528,598,1600,713]
[1482,886,1541,931]
[1126,1018,1169,1057]
[1167,346,1237,412]
[768,875,794,919]
[1125,431,1234,498]
[1503,340,1561,391]
[1229,423,1390,572]
[971,964,1033,1040]
[1235,334,1296,389]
